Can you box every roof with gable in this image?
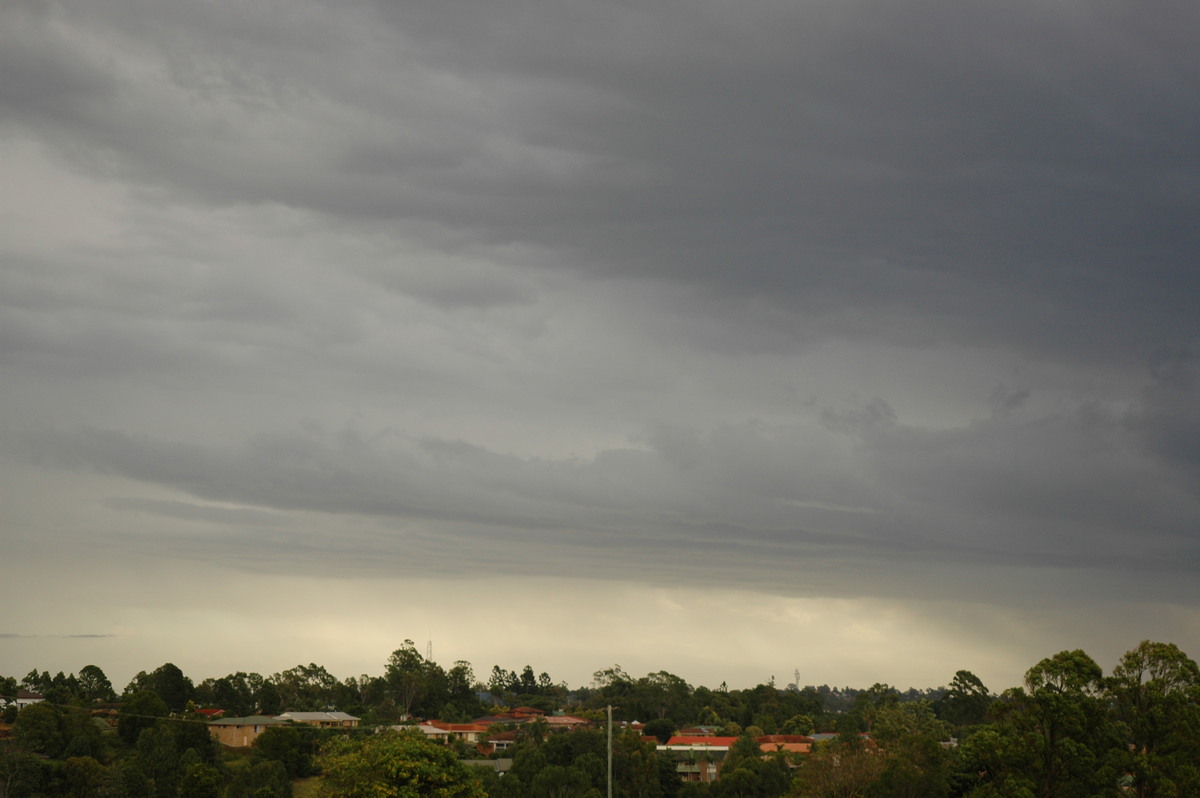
[543,715,589,726]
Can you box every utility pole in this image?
[607,704,613,798]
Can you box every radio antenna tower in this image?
[426,638,433,662]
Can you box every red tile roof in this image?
[756,735,813,744]
[665,736,739,746]
[544,715,589,726]
[759,742,811,754]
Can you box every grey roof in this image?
[276,711,359,721]
[209,715,288,727]
[463,759,513,773]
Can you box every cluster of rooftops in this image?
[204,705,825,759]
[5,695,840,784]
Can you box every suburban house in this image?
[207,715,288,748]
[1,690,46,710]
[482,729,519,755]
[756,734,813,756]
[413,720,490,745]
[658,736,739,783]
[656,734,813,782]
[544,714,591,731]
[473,706,547,726]
[274,711,359,728]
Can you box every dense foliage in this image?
[318,730,485,798]
[2,640,1198,798]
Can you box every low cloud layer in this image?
[2,0,1198,689]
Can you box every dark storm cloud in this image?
[3,0,1200,680]
[4,0,1196,363]
[8,393,1198,600]
[1137,346,1200,474]
[366,0,1200,357]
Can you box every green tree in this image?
[488,666,517,696]
[530,764,601,798]
[443,661,484,721]
[63,755,106,798]
[710,735,791,798]
[178,762,223,798]
[253,725,317,778]
[1107,640,1200,798]
[780,715,813,736]
[613,730,663,798]
[135,723,181,798]
[421,659,450,719]
[13,701,66,757]
[519,666,539,695]
[385,642,428,720]
[634,672,694,724]
[60,704,105,761]
[146,663,194,714]
[23,670,56,694]
[208,672,258,717]
[643,718,677,744]
[77,665,116,704]
[850,684,897,733]
[591,665,636,717]
[792,734,884,798]
[318,729,485,798]
[779,687,824,730]
[937,670,990,729]
[0,744,47,798]
[869,702,953,798]
[118,691,169,746]
[963,650,1119,798]
[272,664,338,712]
[656,753,682,798]
[175,715,221,766]
[105,756,154,798]
[227,759,292,798]
[258,680,283,715]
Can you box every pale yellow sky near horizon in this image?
[6,566,1187,699]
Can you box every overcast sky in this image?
[3,0,1199,697]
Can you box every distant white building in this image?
[3,689,45,710]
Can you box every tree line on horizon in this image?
[2,639,1198,797]
[5,639,955,730]
[5,640,976,727]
